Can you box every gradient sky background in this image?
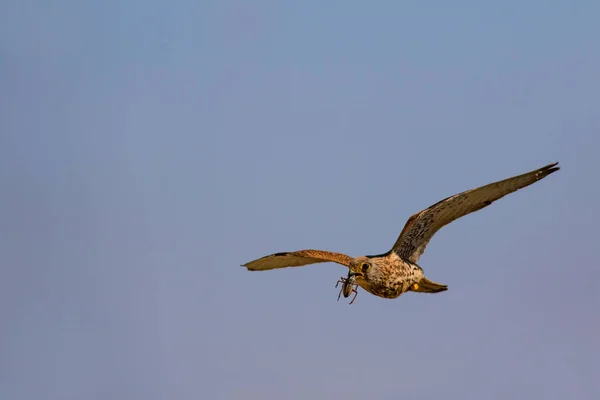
[1,1,599,399]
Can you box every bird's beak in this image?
[349,270,364,278]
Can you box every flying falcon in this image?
[242,162,559,303]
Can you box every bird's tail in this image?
[413,277,448,293]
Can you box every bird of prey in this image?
[242,162,559,303]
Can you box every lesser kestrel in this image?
[242,163,559,304]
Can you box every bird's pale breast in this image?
[359,255,424,299]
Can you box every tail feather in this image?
[413,277,448,293]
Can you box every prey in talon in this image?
[335,272,358,304]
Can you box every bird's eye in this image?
[361,262,370,271]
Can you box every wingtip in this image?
[540,162,560,175]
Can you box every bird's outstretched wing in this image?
[242,249,352,271]
[391,162,560,263]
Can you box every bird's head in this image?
[348,256,378,283]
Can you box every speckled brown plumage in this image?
[243,249,352,271]
[242,162,560,303]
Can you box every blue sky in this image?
[1,1,599,399]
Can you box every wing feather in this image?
[392,162,560,263]
[242,249,352,271]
